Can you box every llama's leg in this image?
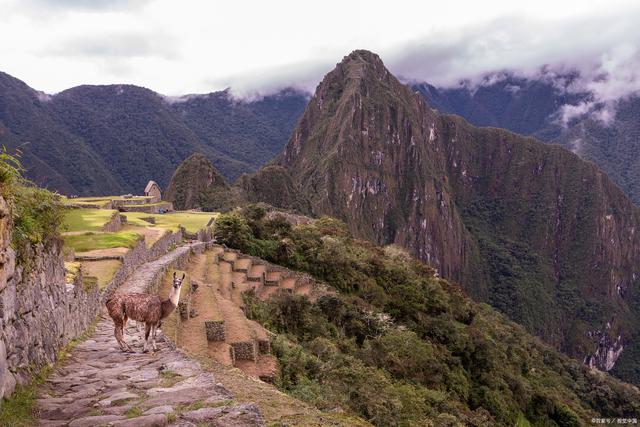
[114,322,132,352]
[142,323,152,353]
[151,323,158,351]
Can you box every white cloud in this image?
[0,0,639,109]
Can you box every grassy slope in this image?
[214,208,640,427]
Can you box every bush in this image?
[228,208,640,426]
[1,150,63,264]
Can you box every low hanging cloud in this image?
[2,0,639,119]
[385,10,640,126]
[46,31,178,60]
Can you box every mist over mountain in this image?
[414,73,640,205]
[0,71,308,195]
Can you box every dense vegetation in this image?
[554,96,640,205]
[215,206,640,426]
[0,150,63,264]
[0,71,307,195]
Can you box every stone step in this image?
[233,257,252,273]
[280,277,296,291]
[247,264,266,282]
[222,251,238,265]
[264,271,282,285]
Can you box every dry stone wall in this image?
[101,212,124,232]
[0,237,100,401]
[205,320,225,341]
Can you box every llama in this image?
[106,272,185,352]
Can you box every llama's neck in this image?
[168,286,181,307]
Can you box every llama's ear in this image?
[181,273,186,280]
[173,271,176,278]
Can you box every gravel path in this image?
[36,243,265,427]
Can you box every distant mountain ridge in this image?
[414,74,640,205]
[0,71,308,195]
[249,50,640,385]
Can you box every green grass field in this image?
[63,209,117,232]
[63,231,141,253]
[124,211,216,233]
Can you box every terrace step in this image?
[247,264,267,282]
[217,261,234,300]
[233,258,252,273]
[235,355,278,384]
[222,251,238,266]
[257,284,281,300]
[264,271,282,285]
[280,277,296,291]
[215,297,255,352]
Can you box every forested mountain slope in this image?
[249,50,640,384]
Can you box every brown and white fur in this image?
[106,272,185,352]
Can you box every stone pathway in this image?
[36,243,265,427]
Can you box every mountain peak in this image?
[333,49,390,83]
[340,49,384,66]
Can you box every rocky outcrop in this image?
[165,153,240,211]
[267,50,640,381]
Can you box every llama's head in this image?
[172,272,185,290]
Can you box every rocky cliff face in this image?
[273,50,640,383]
[0,194,100,400]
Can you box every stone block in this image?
[204,320,225,342]
[231,341,257,361]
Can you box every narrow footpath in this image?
[36,243,265,427]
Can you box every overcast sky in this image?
[1,0,639,101]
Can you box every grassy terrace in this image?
[123,211,217,233]
[81,259,122,289]
[63,231,141,252]
[63,209,117,232]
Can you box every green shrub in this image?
[1,150,63,264]
[232,208,640,426]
